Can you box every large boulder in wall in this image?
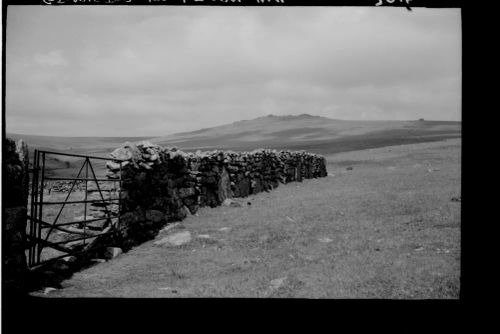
[233,177,250,198]
[296,163,303,182]
[217,167,232,203]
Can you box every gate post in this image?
[2,138,30,294]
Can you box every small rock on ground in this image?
[62,256,77,264]
[154,231,192,247]
[160,222,180,233]
[90,258,107,263]
[43,287,58,295]
[270,277,287,290]
[223,198,242,207]
[104,247,123,259]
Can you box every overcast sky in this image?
[5,6,461,137]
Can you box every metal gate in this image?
[27,150,123,269]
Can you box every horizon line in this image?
[6,117,461,139]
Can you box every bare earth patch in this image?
[34,139,461,298]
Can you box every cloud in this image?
[5,6,461,136]
[33,50,68,67]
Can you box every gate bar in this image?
[36,152,46,263]
[30,218,105,235]
[47,231,114,247]
[44,177,118,182]
[84,158,88,246]
[31,150,124,161]
[26,235,73,253]
[28,149,39,266]
[39,216,116,228]
[40,198,120,205]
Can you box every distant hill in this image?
[150,114,461,154]
[7,115,461,158]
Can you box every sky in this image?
[5,6,461,137]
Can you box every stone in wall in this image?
[3,138,29,294]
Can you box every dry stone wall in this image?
[107,141,327,250]
[3,138,29,294]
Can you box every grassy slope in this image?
[39,138,461,298]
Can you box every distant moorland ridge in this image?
[8,114,460,155]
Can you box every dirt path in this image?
[34,139,461,298]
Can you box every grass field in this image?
[34,138,461,298]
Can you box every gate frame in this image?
[27,149,123,269]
